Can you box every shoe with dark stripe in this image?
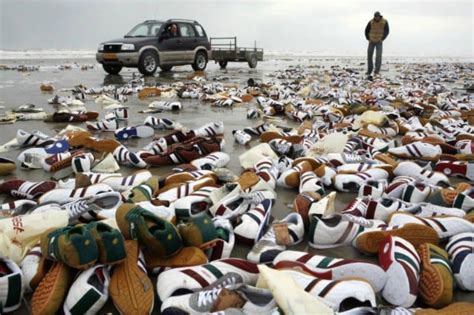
[453,187,474,212]
[379,235,420,307]
[273,250,387,292]
[113,145,148,168]
[0,258,24,313]
[38,183,114,204]
[388,212,474,240]
[247,213,304,263]
[86,118,118,132]
[63,265,110,314]
[435,160,474,181]
[190,152,230,170]
[446,232,474,291]
[156,258,259,301]
[0,199,37,217]
[0,179,57,200]
[193,122,224,137]
[16,129,55,147]
[234,199,273,244]
[417,243,454,308]
[281,269,376,313]
[144,116,176,129]
[394,161,450,187]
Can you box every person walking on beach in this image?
[365,11,389,76]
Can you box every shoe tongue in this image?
[211,288,246,313]
[273,222,291,245]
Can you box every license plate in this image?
[103,53,117,60]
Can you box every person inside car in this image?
[162,23,178,39]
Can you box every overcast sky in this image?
[0,0,472,56]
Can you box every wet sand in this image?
[1,56,473,312]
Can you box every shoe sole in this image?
[109,240,154,315]
[274,259,386,293]
[356,223,439,254]
[418,244,452,307]
[31,262,72,315]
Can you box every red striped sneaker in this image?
[208,218,235,261]
[281,269,376,313]
[190,152,230,170]
[389,141,441,161]
[379,235,420,307]
[76,170,152,192]
[273,250,387,292]
[158,177,217,203]
[156,258,259,301]
[446,232,474,291]
[333,168,390,192]
[173,186,217,221]
[435,160,474,181]
[38,183,113,204]
[277,161,313,188]
[388,212,474,239]
[394,161,450,187]
[0,179,57,199]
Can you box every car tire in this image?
[138,50,159,76]
[218,61,228,69]
[103,64,122,75]
[248,54,258,68]
[160,65,173,72]
[192,51,208,71]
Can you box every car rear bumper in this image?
[96,52,140,66]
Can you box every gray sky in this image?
[1,0,473,56]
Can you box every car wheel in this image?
[103,64,122,75]
[192,51,208,71]
[160,65,173,72]
[218,61,228,69]
[138,50,159,76]
[248,54,258,68]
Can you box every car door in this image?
[157,24,183,63]
[177,23,197,62]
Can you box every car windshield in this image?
[125,22,163,37]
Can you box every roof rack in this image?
[166,18,199,24]
[143,19,163,23]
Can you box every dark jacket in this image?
[365,19,389,42]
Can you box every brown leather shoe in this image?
[144,246,207,270]
[0,157,16,176]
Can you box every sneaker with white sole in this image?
[193,122,224,137]
[38,183,114,204]
[389,141,441,161]
[113,145,148,168]
[232,130,251,145]
[273,250,387,292]
[144,117,177,129]
[394,161,450,187]
[207,218,235,261]
[156,258,259,301]
[191,152,231,170]
[63,264,110,315]
[148,101,182,111]
[86,118,118,132]
[247,212,304,263]
[378,235,420,307]
[333,168,390,192]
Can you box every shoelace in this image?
[197,287,223,307]
[343,153,363,163]
[241,192,266,205]
[342,213,374,228]
[65,199,89,219]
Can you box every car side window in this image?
[178,23,196,37]
[194,25,205,37]
[151,23,162,36]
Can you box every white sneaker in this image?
[394,161,450,187]
[193,122,224,137]
[232,130,251,145]
[247,213,304,263]
[63,265,110,315]
[389,142,442,161]
[208,218,235,261]
[333,168,390,192]
[191,152,230,170]
[38,183,114,204]
[86,118,118,131]
[234,199,273,244]
[148,101,182,111]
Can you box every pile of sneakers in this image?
[1,62,474,314]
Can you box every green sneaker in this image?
[85,221,126,265]
[178,214,218,250]
[116,203,182,257]
[40,226,98,269]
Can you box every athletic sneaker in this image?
[280,269,376,313]
[63,265,110,315]
[234,199,273,244]
[247,213,304,263]
[0,179,57,199]
[389,141,441,161]
[273,250,387,292]
[446,232,474,291]
[156,258,259,301]
[378,235,420,307]
[232,130,251,145]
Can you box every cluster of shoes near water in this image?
[0,64,474,315]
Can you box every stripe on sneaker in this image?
[181,269,210,287]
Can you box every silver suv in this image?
[96,19,211,75]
